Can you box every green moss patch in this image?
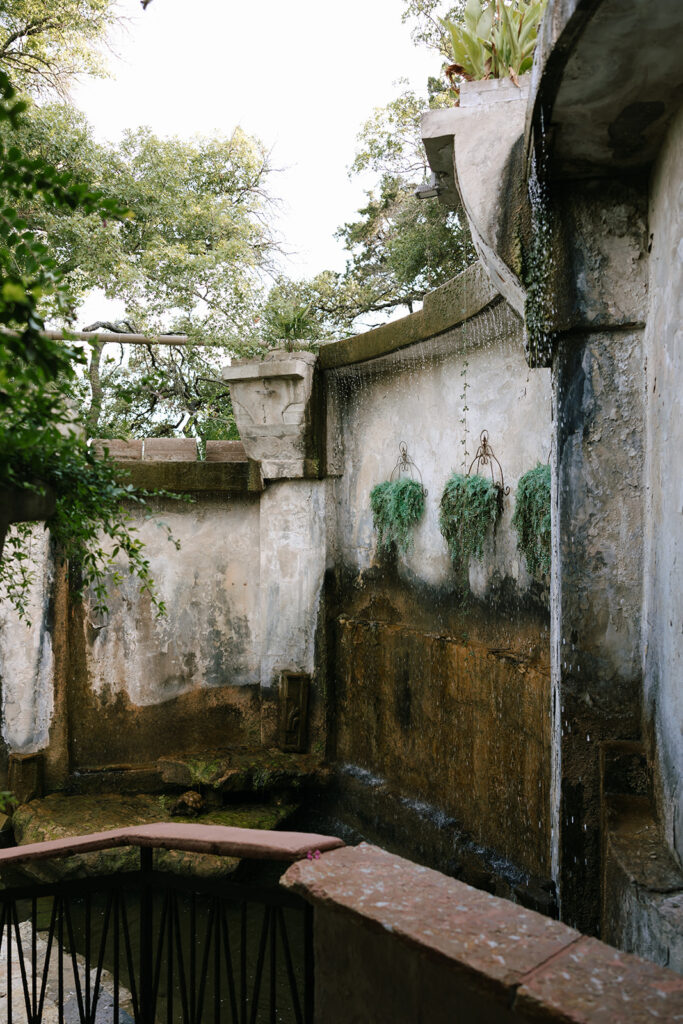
[512,463,551,576]
[370,478,425,554]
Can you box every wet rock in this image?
[170,790,203,816]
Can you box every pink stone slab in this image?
[205,441,248,463]
[515,935,683,1022]
[91,439,143,461]
[0,824,344,866]
[281,843,580,1000]
[143,438,198,462]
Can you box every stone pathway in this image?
[0,921,134,1023]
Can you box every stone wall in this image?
[642,102,683,865]
[323,287,553,889]
[0,446,329,788]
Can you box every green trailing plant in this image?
[441,0,548,95]
[439,472,501,567]
[512,462,551,576]
[370,478,425,555]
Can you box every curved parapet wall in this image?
[321,263,553,903]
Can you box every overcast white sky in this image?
[72,0,439,325]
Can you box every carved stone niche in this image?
[222,350,321,480]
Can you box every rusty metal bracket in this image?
[389,442,428,496]
[467,430,510,496]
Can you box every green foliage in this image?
[0,0,119,96]
[402,1,467,57]
[512,463,551,576]
[439,472,500,566]
[266,86,476,337]
[441,0,547,91]
[0,68,177,619]
[1,103,281,439]
[370,477,425,555]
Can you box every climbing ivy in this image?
[439,472,500,567]
[370,478,425,555]
[512,463,551,576]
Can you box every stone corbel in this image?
[222,350,321,481]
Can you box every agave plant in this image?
[441,0,547,92]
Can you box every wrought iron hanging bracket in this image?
[467,430,510,496]
[390,442,428,497]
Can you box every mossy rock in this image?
[158,749,330,794]
[7,793,295,885]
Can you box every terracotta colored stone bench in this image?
[282,843,683,1023]
[0,822,344,866]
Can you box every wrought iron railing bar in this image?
[304,905,314,1024]
[139,847,154,1024]
[119,885,141,1022]
[63,895,87,1024]
[84,890,92,1023]
[219,900,240,1024]
[36,894,59,1024]
[0,869,308,911]
[151,886,170,1014]
[89,886,114,1024]
[139,871,307,909]
[31,895,37,1020]
[113,890,120,1024]
[240,903,247,1024]
[193,894,215,1024]
[190,891,196,1024]
[276,907,303,1024]
[166,888,174,1024]
[7,899,12,1024]
[171,889,191,1024]
[213,898,221,1024]
[57,896,64,1024]
[0,856,318,1024]
[248,905,271,1024]
[11,899,34,1024]
[269,902,277,1024]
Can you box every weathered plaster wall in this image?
[552,328,645,931]
[258,479,328,745]
[642,102,683,864]
[69,494,263,768]
[328,300,551,597]
[325,297,553,886]
[0,528,54,760]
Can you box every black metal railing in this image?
[0,847,314,1024]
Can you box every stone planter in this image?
[222,350,320,481]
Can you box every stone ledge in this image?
[318,263,498,371]
[281,843,683,1020]
[0,818,344,867]
[120,460,263,494]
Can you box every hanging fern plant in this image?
[439,473,501,568]
[370,478,425,555]
[512,463,551,576]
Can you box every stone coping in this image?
[281,843,683,1021]
[121,460,263,494]
[318,262,498,371]
[0,823,344,866]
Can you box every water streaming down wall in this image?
[323,292,553,893]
